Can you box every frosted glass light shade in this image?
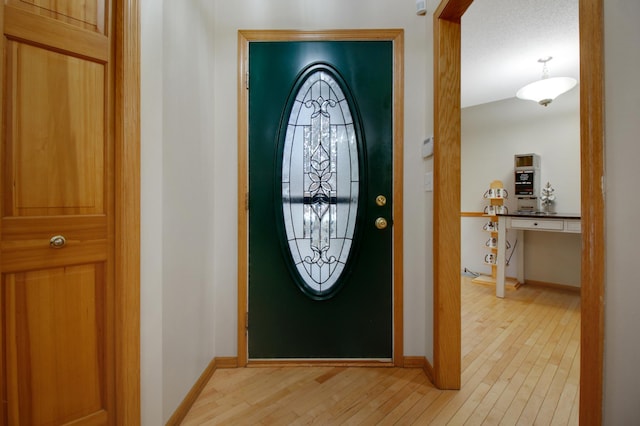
[516,76,577,106]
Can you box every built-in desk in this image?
[496,212,581,298]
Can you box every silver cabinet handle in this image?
[49,235,67,249]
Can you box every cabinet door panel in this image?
[4,40,105,217]
[3,264,111,425]
[5,0,107,33]
[1,0,115,424]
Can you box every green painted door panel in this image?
[248,41,393,359]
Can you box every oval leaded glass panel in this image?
[281,67,360,298]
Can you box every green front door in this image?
[248,40,394,359]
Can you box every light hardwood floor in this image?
[181,278,580,425]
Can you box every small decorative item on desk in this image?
[540,181,556,213]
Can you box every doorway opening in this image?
[433,0,604,423]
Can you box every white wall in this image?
[140,0,432,423]
[210,0,433,359]
[140,0,640,423]
[461,91,581,286]
[140,0,163,424]
[161,1,217,421]
[603,0,640,423]
[141,1,218,423]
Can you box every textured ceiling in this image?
[461,0,579,107]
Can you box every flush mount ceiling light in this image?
[516,57,577,107]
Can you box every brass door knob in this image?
[375,217,388,230]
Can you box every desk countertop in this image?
[498,212,581,220]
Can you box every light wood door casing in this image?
[237,30,405,367]
[433,0,605,423]
[1,1,116,425]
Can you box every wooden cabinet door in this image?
[1,1,115,424]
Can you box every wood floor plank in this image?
[180,278,580,425]
[460,289,562,423]
[493,293,575,423]
[332,368,416,424]
[446,381,492,424]
[411,390,459,424]
[323,368,390,420]
[542,323,581,425]
[376,376,432,425]
[348,369,425,424]
[222,368,324,424]
[391,382,445,423]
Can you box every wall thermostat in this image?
[416,0,427,15]
[422,136,434,158]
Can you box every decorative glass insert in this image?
[281,68,360,298]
